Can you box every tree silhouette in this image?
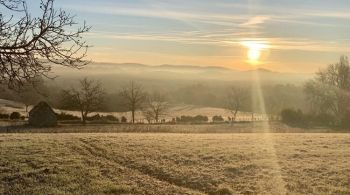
[120,81,146,124]
[226,86,247,123]
[142,91,169,123]
[61,78,104,124]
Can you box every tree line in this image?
[281,56,350,128]
[0,77,306,124]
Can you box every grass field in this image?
[1,133,349,194]
[1,122,346,134]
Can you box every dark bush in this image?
[212,115,224,122]
[9,112,21,120]
[176,115,209,123]
[0,113,9,119]
[87,114,101,121]
[282,108,339,128]
[104,115,119,122]
[341,110,350,128]
[121,116,127,123]
[56,112,81,121]
[194,115,208,122]
[86,114,119,123]
[179,115,191,123]
[280,109,307,127]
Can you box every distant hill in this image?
[49,62,312,91]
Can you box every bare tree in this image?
[305,56,350,122]
[0,0,90,89]
[142,91,169,123]
[120,81,146,124]
[142,109,153,124]
[61,78,104,124]
[226,86,247,123]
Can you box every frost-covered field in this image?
[1,133,349,194]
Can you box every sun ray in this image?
[249,62,287,193]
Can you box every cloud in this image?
[86,30,263,47]
[87,30,350,53]
[306,11,350,19]
[67,4,247,26]
[240,16,271,27]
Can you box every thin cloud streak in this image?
[87,30,350,53]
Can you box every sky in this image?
[29,0,350,72]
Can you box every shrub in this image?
[56,112,81,121]
[176,115,209,123]
[194,115,208,122]
[179,115,191,123]
[0,113,9,119]
[121,116,127,123]
[87,114,101,121]
[212,115,224,122]
[105,115,119,122]
[282,108,339,128]
[280,108,307,127]
[85,114,119,123]
[9,112,21,120]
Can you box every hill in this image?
[49,63,312,91]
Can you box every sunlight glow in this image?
[248,49,261,61]
[241,41,269,65]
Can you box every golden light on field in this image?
[241,41,269,65]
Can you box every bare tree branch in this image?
[0,0,90,89]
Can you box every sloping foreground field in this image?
[1,133,349,194]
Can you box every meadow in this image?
[1,132,349,194]
[1,122,345,134]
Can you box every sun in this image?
[248,48,261,61]
[241,41,269,65]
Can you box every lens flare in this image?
[241,41,269,65]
